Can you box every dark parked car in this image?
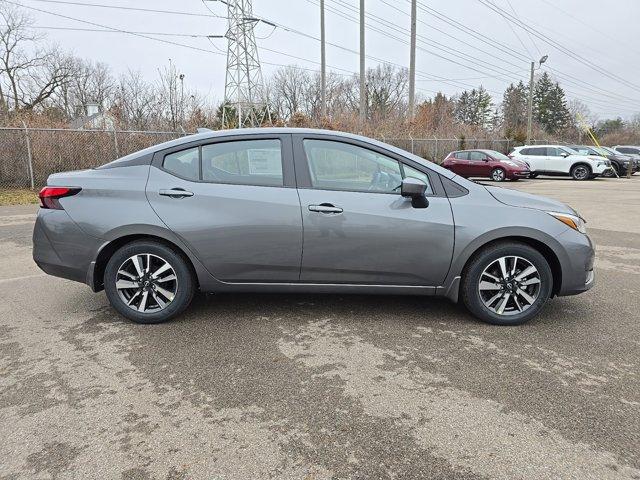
[34,128,595,326]
[568,145,638,177]
[442,149,530,182]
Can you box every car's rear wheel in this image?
[529,172,539,179]
[104,240,195,324]
[571,164,591,180]
[461,242,553,326]
[491,167,506,182]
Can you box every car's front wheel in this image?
[491,167,506,182]
[461,242,553,325]
[104,240,195,324]
[571,164,591,180]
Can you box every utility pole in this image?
[526,55,548,144]
[408,0,417,119]
[359,0,366,126]
[320,0,326,119]
[526,61,534,144]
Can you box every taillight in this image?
[38,186,81,209]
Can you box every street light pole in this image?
[408,0,417,119]
[359,0,366,127]
[320,0,326,119]
[526,55,548,145]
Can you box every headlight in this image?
[546,211,587,234]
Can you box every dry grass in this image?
[0,188,39,206]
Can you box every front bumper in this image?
[556,228,596,296]
[508,170,531,179]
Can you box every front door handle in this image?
[309,204,343,214]
[159,188,194,198]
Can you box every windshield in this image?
[490,151,512,161]
[560,146,579,155]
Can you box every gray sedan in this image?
[33,128,595,325]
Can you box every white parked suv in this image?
[509,145,612,180]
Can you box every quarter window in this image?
[202,139,283,186]
[303,139,402,193]
[163,147,199,180]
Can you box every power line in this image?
[477,0,640,94]
[409,0,640,108]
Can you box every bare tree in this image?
[113,70,158,130]
[0,4,74,112]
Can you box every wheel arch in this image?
[570,161,593,173]
[445,231,564,302]
[91,232,201,292]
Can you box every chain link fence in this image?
[0,127,550,189]
[0,127,186,189]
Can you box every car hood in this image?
[484,185,577,216]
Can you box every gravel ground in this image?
[1,176,639,479]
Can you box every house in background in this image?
[71,102,116,130]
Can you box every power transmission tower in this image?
[221,0,271,128]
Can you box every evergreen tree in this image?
[533,72,571,134]
[501,81,528,136]
[454,86,493,127]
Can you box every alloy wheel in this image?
[115,253,178,313]
[478,256,541,316]
[573,166,589,180]
[492,169,505,181]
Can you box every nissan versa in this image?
[33,129,595,326]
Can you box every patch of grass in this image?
[0,188,39,206]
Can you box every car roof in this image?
[105,127,457,178]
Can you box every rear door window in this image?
[202,139,283,187]
[455,151,470,160]
[468,151,487,161]
[163,147,199,181]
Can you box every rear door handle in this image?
[308,204,343,214]
[159,188,194,198]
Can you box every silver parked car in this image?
[33,128,595,326]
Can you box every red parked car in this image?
[442,149,530,182]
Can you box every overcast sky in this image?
[17,0,640,120]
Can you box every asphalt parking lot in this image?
[1,176,639,479]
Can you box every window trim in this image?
[292,133,445,197]
[152,133,296,188]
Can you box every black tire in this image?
[602,164,618,177]
[104,240,195,324]
[570,163,591,181]
[529,172,539,179]
[461,242,553,326]
[491,167,506,182]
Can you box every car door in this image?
[146,133,303,282]
[521,147,547,172]
[447,151,470,176]
[545,147,569,173]
[467,151,490,177]
[292,134,455,286]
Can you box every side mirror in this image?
[560,152,569,158]
[401,177,429,208]
[482,157,489,162]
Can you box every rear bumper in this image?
[32,209,101,287]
